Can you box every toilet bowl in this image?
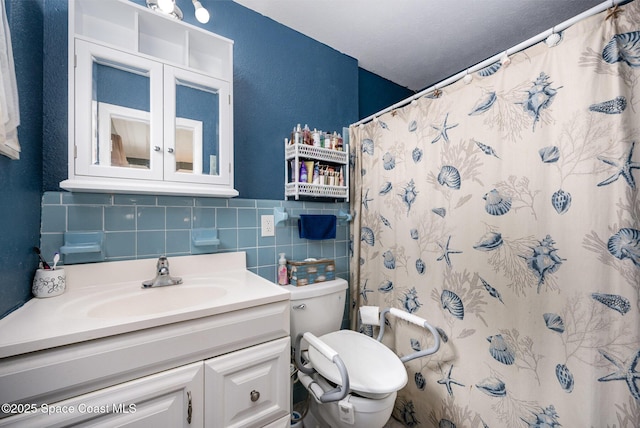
[286,280,440,428]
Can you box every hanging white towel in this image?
[0,0,20,160]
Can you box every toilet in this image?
[285,279,440,428]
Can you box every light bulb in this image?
[158,0,174,13]
[193,1,210,23]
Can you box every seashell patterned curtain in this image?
[348,2,640,427]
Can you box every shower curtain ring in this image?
[545,26,561,47]
[463,69,473,84]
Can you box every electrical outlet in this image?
[261,215,275,237]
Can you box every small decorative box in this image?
[287,258,335,286]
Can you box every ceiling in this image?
[233,0,604,91]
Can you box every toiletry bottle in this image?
[294,124,301,145]
[303,124,311,145]
[312,162,320,184]
[299,161,308,183]
[277,253,288,285]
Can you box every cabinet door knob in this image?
[250,390,260,402]
[154,146,161,152]
[167,147,174,154]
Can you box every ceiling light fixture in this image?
[146,0,183,20]
[193,0,210,23]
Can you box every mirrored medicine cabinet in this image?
[61,0,238,197]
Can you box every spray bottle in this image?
[277,253,288,285]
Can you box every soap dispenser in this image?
[277,253,288,285]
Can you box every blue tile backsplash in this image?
[40,192,350,284]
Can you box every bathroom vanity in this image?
[0,253,290,427]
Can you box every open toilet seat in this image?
[307,330,408,399]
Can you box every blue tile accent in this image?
[105,232,136,259]
[68,205,103,231]
[217,207,237,228]
[105,206,135,231]
[157,196,194,206]
[114,194,157,205]
[275,224,292,245]
[258,246,276,267]
[195,197,227,207]
[41,205,66,233]
[218,228,238,250]
[39,193,350,287]
[167,207,192,230]
[137,206,165,230]
[257,265,277,284]
[244,248,258,269]
[291,244,308,261]
[238,209,257,227]
[137,231,165,256]
[237,228,257,249]
[42,191,61,205]
[307,241,323,258]
[193,207,215,228]
[40,233,64,265]
[228,199,255,208]
[257,234,276,247]
[166,230,191,254]
[62,193,112,205]
[321,241,336,259]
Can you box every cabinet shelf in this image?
[285,182,348,199]
[285,143,349,201]
[285,144,348,165]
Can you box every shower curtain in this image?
[349,2,639,427]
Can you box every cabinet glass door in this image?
[163,66,231,185]
[75,40,163,180]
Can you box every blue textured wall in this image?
[0,0,44,318]
[359,68,414,120]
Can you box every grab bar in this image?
[377,307,441,363]
[294,332,350,403]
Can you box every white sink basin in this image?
[61,278,234,319]
[86,285,228,318]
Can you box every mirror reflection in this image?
[93,62,151,169]
[175,80,219,176]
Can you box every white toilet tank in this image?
[284,278,348,348]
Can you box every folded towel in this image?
[298,214,337,240]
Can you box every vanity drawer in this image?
[204,337,290,428]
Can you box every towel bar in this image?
[273,207,352,227]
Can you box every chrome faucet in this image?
[142,256,183,288]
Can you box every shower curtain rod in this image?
[351,0,625,127]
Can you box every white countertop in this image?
[0,252,289,358]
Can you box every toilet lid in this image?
[307,330,408,398]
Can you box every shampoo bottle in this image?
[277,253,288,285]
[299,161,308,183]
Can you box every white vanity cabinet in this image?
[0,339,290,428]
[0,361,204,427]
[204,337,290,428]
[61,0,237,197]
